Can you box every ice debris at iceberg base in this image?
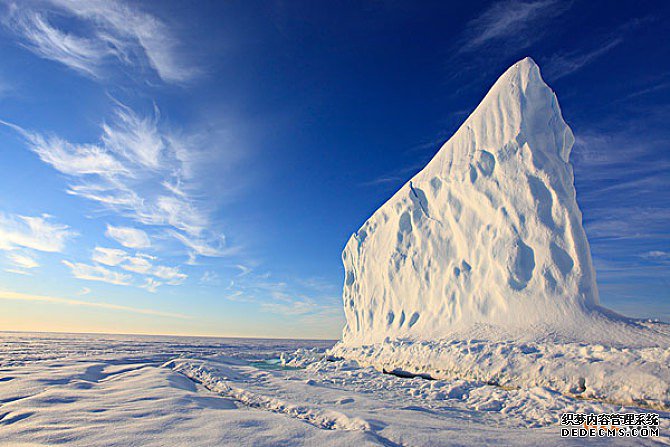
[332,57,670,409]
[329,326,670,410]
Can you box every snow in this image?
[332,57,670,409]
[2,332,668,446]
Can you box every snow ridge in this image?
[167,359,372,431]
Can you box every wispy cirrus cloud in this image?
[91,246,127,266]
[584,208,670,241]
[2,103,232,261]
[1,0,199,83]
[138,265,188,293]
[152,265,187,284]
[62,259,131,285]
[543,38,622,80]
[260,296,319,316]
[573,130,670,243]
[572,130,670,208]
[259,289,343,337]
[622,80,670,101]
[0,212,74,253]
[0,118,126,175]
[141,277,162,293]
[259,288,340,319]
[571,124,669,311]
[7,252,39,269]
[169,230,231,260]
[119,254,153,274]
[90,246,187,291]
[5,268,32,276]
[4,251,39,275]
[199,270,220,285]
[642,251,669,261]
[101,104,165,170]
[459,0,571,53]
[105,224,150,249]
[220,268,341,321]
[543,18,651,81]
[5,8,111,78]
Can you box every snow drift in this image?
[331,57,670,408]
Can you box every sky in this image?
[0,0,668,339]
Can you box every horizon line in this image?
[0,328,339,342]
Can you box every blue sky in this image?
[0,0,668,339]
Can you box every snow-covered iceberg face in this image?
[341,58,599,345]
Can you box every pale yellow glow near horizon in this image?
[0,290,339,339]
[0,289,208,337]
[0,290,192,319]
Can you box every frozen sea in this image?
[0,332,667,446]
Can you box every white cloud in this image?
[0,119,128,175]
[199,270,220,285]
[102,105,164,170]
[543,18,650,81]
[3,246,39,276]
[642,251,669,260]
[460,0,571,52]
[3,103,234,261]
[235,264,252,276]
[90,246,187,289]
[5,268,32,275]
[140,277,162,293]
[5,9,110,78]
[152,265,187,285]
[648,251,668,258]
[544,39,622,80]
[261,299,318,316]
[149,195,207,235]
[169,230,231,258]
[259,291,338,317]
[0,212,74,252]
[62,260,131,285]
[91,246,128,266]
[120,255,153,275]
[584,208,670,241]
[2,0,199,83]
[7,252,39,269]
[571,126,669,252]
[105,225,150,249]
[223,290,253,303]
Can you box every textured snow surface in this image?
[2,332,668,446]
[334,57,670,408]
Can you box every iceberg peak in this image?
[339,58,596,345]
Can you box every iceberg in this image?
[331,58,670,409]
